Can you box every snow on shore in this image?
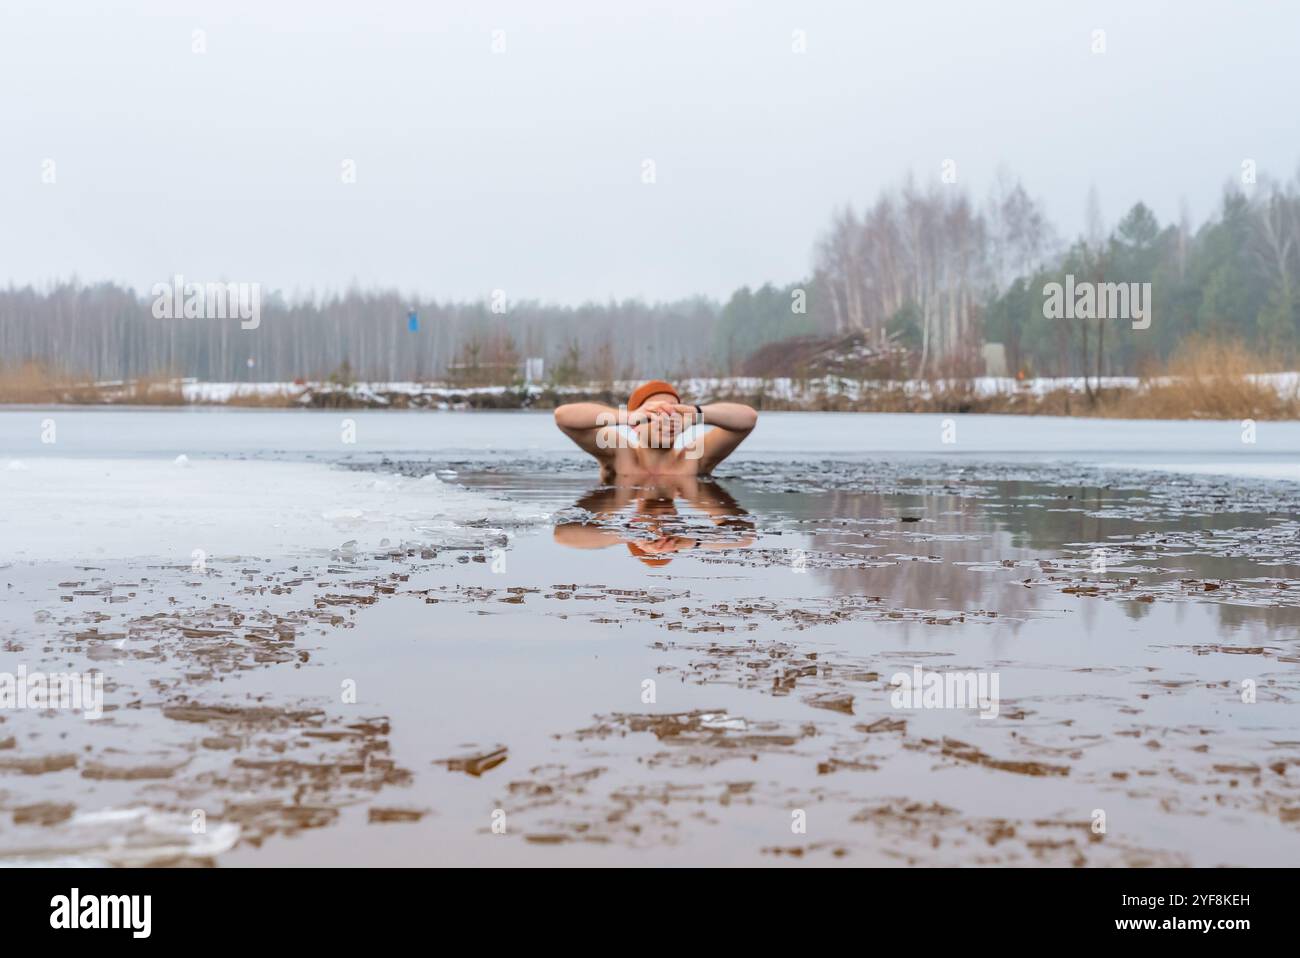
[178,372,1300,405]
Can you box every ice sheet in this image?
[0,457,547,563]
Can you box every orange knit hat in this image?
[628,379,679,411]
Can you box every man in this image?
[554,380,757,482]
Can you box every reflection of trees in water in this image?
[1119,596,1153,624]
[1212,600,1300,636]
[800,483,1300,639]
[995,481,1300,635]
[804,489,1043,622]
[1117,583,1300,635]
[991,481,1290,564]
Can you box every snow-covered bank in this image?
[179,372,1300,402]
[8,371,1295,415]
[0,457,547,563]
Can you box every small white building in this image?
[981,343,1008,378]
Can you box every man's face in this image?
[632,392,683,448]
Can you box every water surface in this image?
[1,409,1298,865]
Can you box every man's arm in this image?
[553,402,622,459]
[685,403,758,472]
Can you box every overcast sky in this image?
[2,0,1297,305]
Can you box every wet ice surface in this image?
[3,407,1299,477]
[0,457,547,562]
[2,410,1299,866]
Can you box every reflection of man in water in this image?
[553,477,755,566]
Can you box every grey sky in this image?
[2,0,1297,305]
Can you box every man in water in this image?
[554,380,758,482]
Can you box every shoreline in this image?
[2,373,1300,421]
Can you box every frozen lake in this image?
[2,407,1297,478]
[2,407,1298,867]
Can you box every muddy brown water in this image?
[2,456,1299,866]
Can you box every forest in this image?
[3,168,1298,387]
